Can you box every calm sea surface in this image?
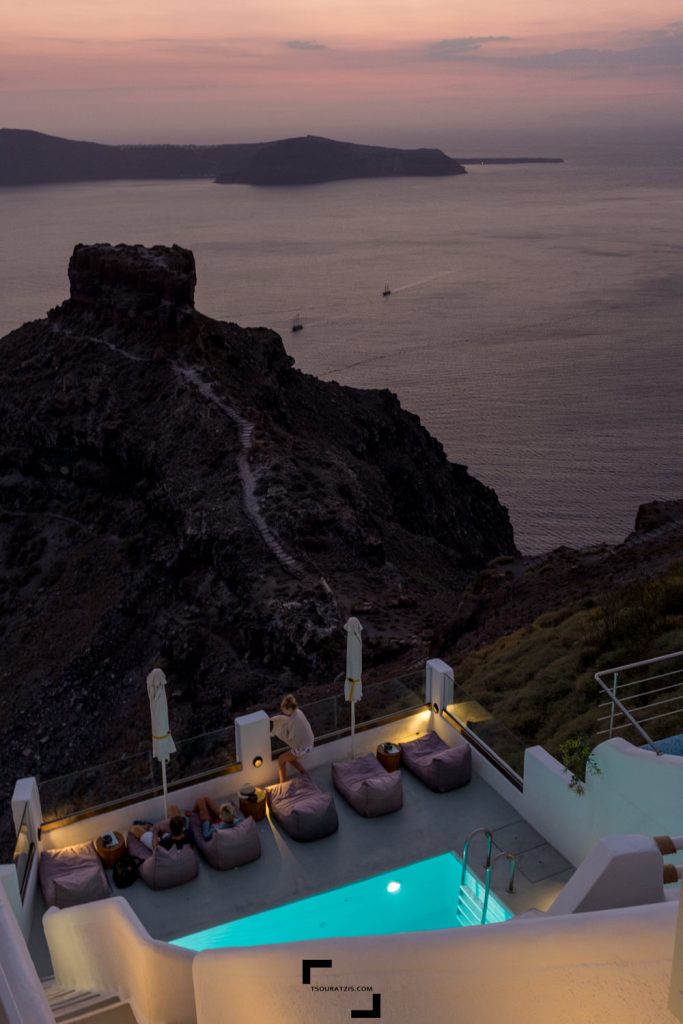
[1,148,682,554]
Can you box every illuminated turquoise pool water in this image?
[172,852,513,950]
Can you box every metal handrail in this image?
[594,651,683,751]
[596,651,683,677]
[460,828,494,888]
[482,852,517,924]
[597,667,683,699]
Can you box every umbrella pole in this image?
[161,759,168,819]
[351,701,355,758]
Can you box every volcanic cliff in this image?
[0,242,515,842]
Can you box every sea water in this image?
[171,852,512,950]
[1,138,681,553]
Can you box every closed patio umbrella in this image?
[344,617,363,755]
[146,667,176,818]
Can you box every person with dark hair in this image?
[270,693,315,783]
[157,811,193,850]
[130,802,194,850]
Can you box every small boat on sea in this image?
[292,315,303,332]
[382,282,391,296]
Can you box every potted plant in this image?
[558,737,602,795]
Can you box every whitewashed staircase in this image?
[41,978,138,1024]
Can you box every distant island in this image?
[0,129,464,186]
[0,129,562,187]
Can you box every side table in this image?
[377,743,401,772]
[239,787,267,822]
[94,831,126,869]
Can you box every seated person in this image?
[194,796,243,841]
[130,803,194,851]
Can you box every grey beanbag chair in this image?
[266,774,338,842]
[127,826,199,890]
[39,841,111,909]
[400,732,472,793]
[332,754,403,817]
[189,811,261,870]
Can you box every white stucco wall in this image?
[44,897,196,1024]
[192,901,679,1024]
[0,888,52,1024]
[521,738,683,866]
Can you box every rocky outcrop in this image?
[68,243,197,320]
[0,242,515,854]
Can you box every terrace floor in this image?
[28,758,574,977]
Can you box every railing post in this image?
[608,671,618,739]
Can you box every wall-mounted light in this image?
[432,702,440,714]
[253,756,264,768]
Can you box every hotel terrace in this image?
[3,652,683,1024]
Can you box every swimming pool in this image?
[172,852,513,951]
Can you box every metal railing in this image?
[595,650,683,751]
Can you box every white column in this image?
[425,658,454,715]
[234,711,273,784]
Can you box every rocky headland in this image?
[1,242,681,856]
[214,136,465,185]
[0,242,513,850]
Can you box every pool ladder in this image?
[458,828,517,925]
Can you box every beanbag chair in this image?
[189,811,261,870]
[266,774,338,842]
[39,841,111,909]
[127,825,198,890]
[400,732,472,793]
[332,754,403,817]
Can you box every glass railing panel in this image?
[12,803,33,898]
[39,750,156,824]
[165,725,237,785]
[267,670,426,753]
[352,670,426,728]
[39,728,240,824]
[37,675,427,825]
[445,682,526,779]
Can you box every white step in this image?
[40,979,132,1024]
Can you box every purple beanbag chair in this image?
[127,824,198,890]
[189,811,261,870]
[266,774,338,842]
[400,732,472,793]
[332,754,403,817]
[39,841,111,909]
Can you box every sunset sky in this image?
[3,0,682,146]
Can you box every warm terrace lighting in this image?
[387,881,401,894]
[253,756,263,768]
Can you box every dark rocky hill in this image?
[216,135,465,185]
[0,242,513,842]
[0,129,464,186]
